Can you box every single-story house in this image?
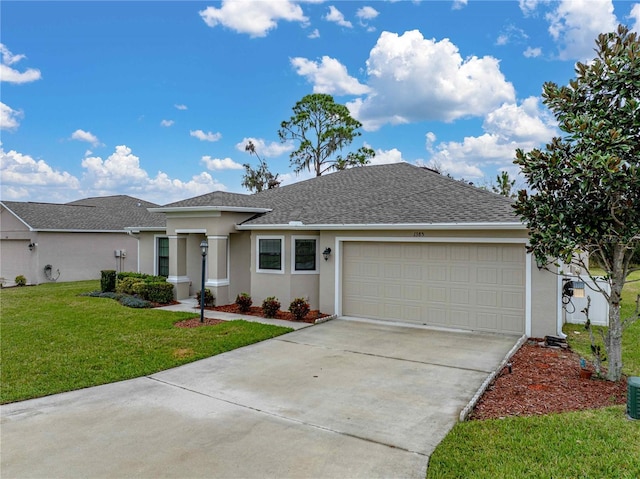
[0,195,164,286]
[129,163,561,338]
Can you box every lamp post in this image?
[200,240,208,323]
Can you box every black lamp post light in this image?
[200,239,208,323]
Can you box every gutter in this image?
[235,222,527,231]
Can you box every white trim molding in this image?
[291,235,320,275]
[237,222,526,231]
[167,275,190,284]
[256,235,285,274]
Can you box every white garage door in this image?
[342,242,525,334]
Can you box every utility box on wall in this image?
[562,275,610,326]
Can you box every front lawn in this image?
[427,271,640,479]
[0,281,292,404]
[427,406,640,479]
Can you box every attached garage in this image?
[341,241,526,335]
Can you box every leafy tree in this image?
[491,171,516,198]
[514,25,640,381]
[241,141,281,193]
[278,93,375,176]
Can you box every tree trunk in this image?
[605,244,625,381]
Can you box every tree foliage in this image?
[514,25,640,381]
[491,171,517,198]
[278,93,374,176]
[241,141,281,193]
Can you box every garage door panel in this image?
[342,242,525,334]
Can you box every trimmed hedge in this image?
[100,270,116,292]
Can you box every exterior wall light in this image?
[323,247,332,261]
[28,242,37,251]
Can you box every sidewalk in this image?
[157,298,315,330]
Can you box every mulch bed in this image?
[470,339,628,420]
[212,304,329,324]
[174,304,329,328]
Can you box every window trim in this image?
[256,235,285,274]
[291,235,319,274]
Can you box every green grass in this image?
[427,406,640,479]
[0,281,292,404]
[428,270,640,479]
[564,270,640,377]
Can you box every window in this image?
[257,237,283,273]
[157,237,169,277]
[294,238,317,271]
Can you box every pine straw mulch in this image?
[470,339,628,420]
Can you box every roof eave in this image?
[235,222,526,231]
[0,202,35,231]
[125,226,167,233]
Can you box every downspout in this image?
[126,230,141,273]
[556,271,567,338]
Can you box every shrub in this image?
[82,291,122,300]
[100,270,117,292]
[143,282,174,304]
[14,275,27,287]
[116,277,144,295]
[117,272,147,281]
[196,288,215,308]
[118,295,151,308]
[235,292,252,313]
[289,298,310,321]
[262,296,281,318]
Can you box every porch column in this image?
[205,235,230,305]
[167,235,189,299]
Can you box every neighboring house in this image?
[129,163,561,338]
[0,195,164,286]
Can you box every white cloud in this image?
[190,129,222,142]
[0,102,23,131]
[629,3,640,32]
[347,30,515,131]
[80,145,227,204]
[160,119,174,127]
[199,0,308,37]
[0,145,80,200]
[174,104,188,110]
[291,56,371,95]
[523,46,542,58]
[308,28,320,39]
[356,6,379,21]
[236,137,293,158]
[201,156,244,170]
[278,169,315,187]
[369,146,405,165]
[495,25,528,46]
[425,97,558,179]
[70,129,100,147]
[545,0,617,60]
[452,0,468,10]
[0,44,41,84]
[519,0,548,16]
[324,5,352,28]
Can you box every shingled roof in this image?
[1,195,165,231]
[235,162,521,227]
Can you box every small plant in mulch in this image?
[288,297,310,321]
[261,296,281,318]
[15,275,27,287]
[235,292,253,313]
[196,288,216,308]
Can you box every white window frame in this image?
[256,235,285,274]
[291,235,319,274]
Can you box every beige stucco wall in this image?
[530,264,561,338]
[1,230,139,286]
[249,231,321,310]
[228,231,251,303]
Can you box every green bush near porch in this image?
[0,280,292,404]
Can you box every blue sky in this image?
[2,0,639,205]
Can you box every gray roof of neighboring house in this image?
[239,162,520,226]
[157,162,520,228]
[1,195,165,231]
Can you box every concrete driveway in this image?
[1,319,518,479]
